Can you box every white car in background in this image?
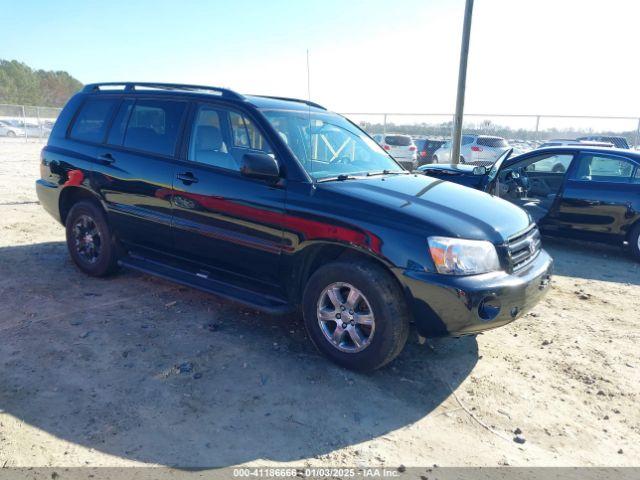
[432,134,510,166]
[0,120,26,138]
[372,133,418,170]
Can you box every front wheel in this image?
[7,130,16,138]
[65,200,120,277]
[302,260,410,371]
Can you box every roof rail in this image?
[250,95,326,110]
[82,82,245,101]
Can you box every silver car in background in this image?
[372,133,418,170]
[432,134,510,166]
[0,120,26,138]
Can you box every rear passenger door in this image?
[95,96,188,252]
[170,102,286,292]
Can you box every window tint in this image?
[69,98,118,143]
[123,99,186,156]
[229,111,272,153]
[525,154,573,173]
[106,99,134,145]
[462,135,475,145]
[188,106,238,171]
[572,154,636,182]
[477,136,508,147]
[384,135,412,146]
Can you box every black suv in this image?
[36,82,553,371]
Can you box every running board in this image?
[118,254,293,314]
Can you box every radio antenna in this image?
[306,49,311,101]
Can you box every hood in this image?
[418,164,478,174]
[317,174,531,243]
[417,164,486,188]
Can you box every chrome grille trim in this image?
[507,225,541,271]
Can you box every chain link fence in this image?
[344,113,640,166]
[1,103,639,163]
[0,104,62,142]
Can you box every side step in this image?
[118,254,293,314]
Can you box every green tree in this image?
[0,59,82,107]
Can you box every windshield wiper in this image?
[316,174,359,183]
[366,170,409,177]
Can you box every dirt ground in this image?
[0,140,638,469]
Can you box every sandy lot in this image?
[0,141,638,469]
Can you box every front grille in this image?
[507,225,541,271]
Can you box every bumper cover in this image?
[35,179,61,223]
[397,250,553,337]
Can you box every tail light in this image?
[409,146,416,151]
[420,151,427,157]
[471,146,483,152]
[383,145,391,150]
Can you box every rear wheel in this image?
[65,200,119,277]
[629,223,640,262]
[302,260,410,371]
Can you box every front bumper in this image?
[397,250,553,337]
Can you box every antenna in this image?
[306,49,311,102]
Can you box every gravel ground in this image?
[0,141,638,469]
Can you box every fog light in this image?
[478,296,501,321]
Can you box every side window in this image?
[571,154,635,183]
[229,111,272,153]
[634,168,640,184]
[69,98,118,143]
[188,105,237,171]
[525,154,573,173]
[462,135,474,145]
[123,99,187,156]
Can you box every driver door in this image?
[494,152,576,224]
[170,102,286,291]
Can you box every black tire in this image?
[629,223,640,262]
[302,260,410,371]
[65,200,119,277]
[552,164,566,173]
[7,130,16,138]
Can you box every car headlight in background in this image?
[428,236,501,275]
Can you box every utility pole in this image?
[451,0,474,165]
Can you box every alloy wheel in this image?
[316,282,375,353]
[72,214,102,264]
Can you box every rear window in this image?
[123,99,187,156]
[414,139,426,150]
[69,98,118,143]
[477,137,508,148]
[385,135,412,146]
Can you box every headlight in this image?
[428,236,501,275]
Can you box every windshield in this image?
[261,109,404,180]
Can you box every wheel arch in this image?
[290,242,408,309]
[59,186,107,225]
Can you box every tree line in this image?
[0,59,83,108]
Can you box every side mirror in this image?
[240,153,280,181]
[473,166,487,175]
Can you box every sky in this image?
[2,0,640,121]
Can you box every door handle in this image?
[177,172,198,184]
[97,153,115,165]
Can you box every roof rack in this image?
[251,95,326,110]
[82,82,245,101]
